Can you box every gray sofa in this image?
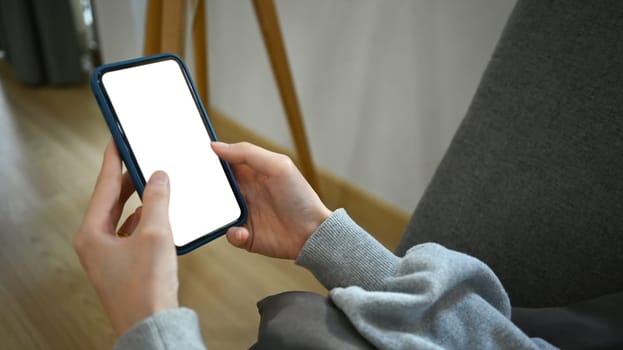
[396,0,623,308]
[253,1,623,348]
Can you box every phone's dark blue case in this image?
[90,53,247,255]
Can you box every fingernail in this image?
[234,228,244,242]
[149,171,169,186]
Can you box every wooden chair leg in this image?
[145,0,314,192]
[192,0,209,109]
[160,0,186,56]
[145,0,207,107]
[252,0,321,195]
[144,0,186,56]
[143,0,162,55]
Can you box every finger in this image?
[211,142,296,177]
[109,172,136,227]
[83,141,124,232]
[136,171,171,235]
[118,172,135,206]
[225,226,251,249]
[117,207,143,237]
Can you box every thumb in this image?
[137,171,171,235]
[226,226,251,250]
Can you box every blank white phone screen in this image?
[101,59,241,247]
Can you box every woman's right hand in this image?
[211,142,331,260]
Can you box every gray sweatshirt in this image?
[114,209,556,349]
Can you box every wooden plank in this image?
[160,0,186,56]
[0,61,324,349]
[143,0,163,55]
[192,0,209,108]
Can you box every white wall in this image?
[94,0,516,212]
[92,0,147,61]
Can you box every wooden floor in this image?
[0,63,329,349]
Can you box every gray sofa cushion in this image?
[396,0,623,307]
[252,291,623,349]
[253,2,623,347]
[250,292,374,350]
[512,291,623,349]
[251,292,623,350]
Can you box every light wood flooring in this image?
[0,61,408,349]
[0,63,330,349]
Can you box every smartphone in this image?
[90,53,247,254]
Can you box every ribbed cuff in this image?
[295,209,399,291]
[114,307,206,350]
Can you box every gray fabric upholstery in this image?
[252,291,623,350]
[512,291,623,349]
[253,1,623,348]
[396,0,623,307]
[251,292,374,350]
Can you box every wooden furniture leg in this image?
[144,0,318,193]
[144,0,208,108]
[143,0,186,56]
[143,0,162,56]
[252,0,320,194]
[192,0,209,108]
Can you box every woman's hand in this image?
[212,142,331,260]
[74,141,179,335]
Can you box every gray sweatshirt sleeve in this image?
[114,307,207,350]
[296,209,557,350]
